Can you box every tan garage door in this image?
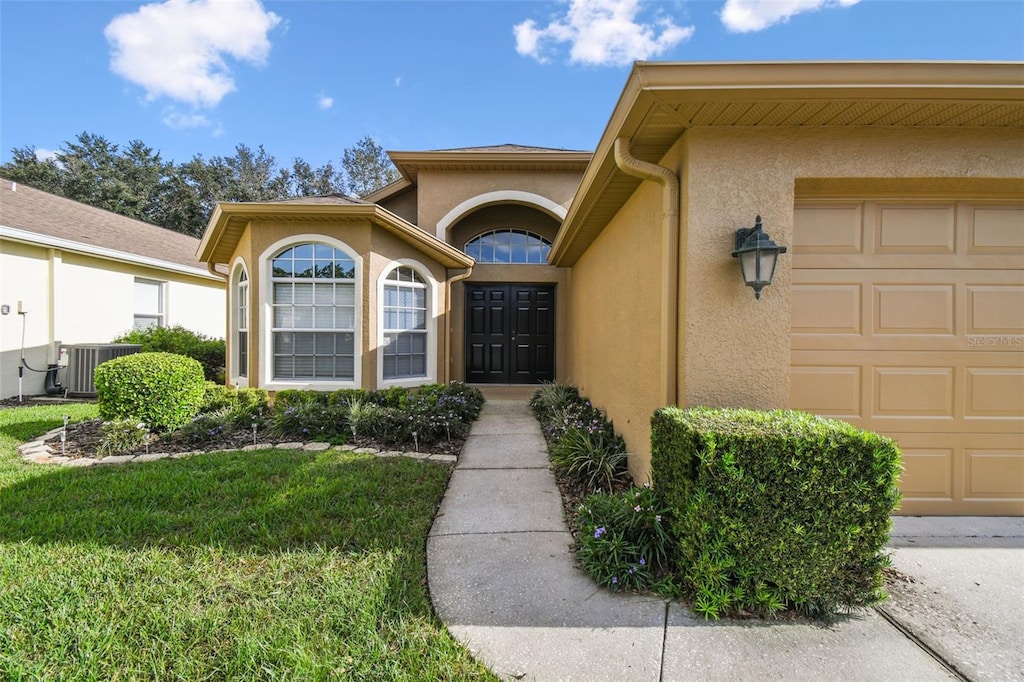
[791,198,1024,515]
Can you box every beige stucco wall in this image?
[378,186,418,225]
[231,219,448,393]
[563,178,665,483]
[0,238,224,399]
[417,170,582,239]
[569,125,1024,484]
[447,204,561,248]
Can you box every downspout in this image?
[613,137,679,407]
[207,262,228,281]
[444,266,475,383]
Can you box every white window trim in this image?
[376,259,438,388]
[229,259,249,388]
[134,277,166,329]
[258,234,362,391]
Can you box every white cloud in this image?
[395,76,402,87]
[34,148,58,162]
[720,0,860,33]
[317,93,334,110]
[514,0,694,67]
[105,0,282,108]
[162,108,214,130]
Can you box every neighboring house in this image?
[198,62,1024,516]
[1,178,226,398]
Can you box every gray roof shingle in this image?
[0,178,208,271]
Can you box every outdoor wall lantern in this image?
[731,215,787,300]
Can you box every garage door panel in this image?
[885,432,1024,516]
[792,203,864,254]
[792,198,1024,515]
[969,206,1024,253]
[876,205,956,254]
[965,449,1024,498]
[966,369,1024,417]
[968,286,1024,333]
[794,201,1023,269]
[875,285,954,335]
[874,367,954,417]
[791,365,861,416]
[791,284,861,334]
[899,448,955,500]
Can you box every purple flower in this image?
[634,505,642,512]
[639,558,646,566]
[593,527,606,539]
[611,577,618,584]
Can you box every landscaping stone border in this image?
[18,426,458,468]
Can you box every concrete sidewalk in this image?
[427,396,1024,681]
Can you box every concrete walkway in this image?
[427,396,1024,681]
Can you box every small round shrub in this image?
[95,352,205,431]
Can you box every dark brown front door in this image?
[465,284,555,384]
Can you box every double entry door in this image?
[465,284,555,384]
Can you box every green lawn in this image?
[0,404,493,681]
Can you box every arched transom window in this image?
[464,229,551,264]
[382,266,428,380]
[271,243,356,380]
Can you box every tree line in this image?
[0,132,400,238]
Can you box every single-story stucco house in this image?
[197,61,1024,516]
[0,178,226,399]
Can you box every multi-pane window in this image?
[236,269,248,378]
[464,229,551,264]
[271,243,356,381]
[382,267,427,380]
[134,278,164,329]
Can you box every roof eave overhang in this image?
[2,225,221,281]
[362,177,415,204]
[549,60,1024,266]
[197,202,473,269]
[388,150,593,182]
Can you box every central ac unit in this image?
[62,344,142,396]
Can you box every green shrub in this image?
[576,486,676,593]
[97,419,150,456]
[177,407,237,444]
[113,325,225,381]
[95,352,205,431]
[651,407,902,619]
[185,384,270,441]
[550,426,629,493]
[270,395,349,442]
[419,381,485,424]
[529,382,581,422]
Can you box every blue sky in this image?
[2,0,1022,168]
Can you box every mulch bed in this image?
[6,395,465,459]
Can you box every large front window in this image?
[464,229,551,264]
[382,266,427,380]
[271,243,356,381]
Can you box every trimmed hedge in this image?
[95,352,206,431]
[652,406,901,618]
